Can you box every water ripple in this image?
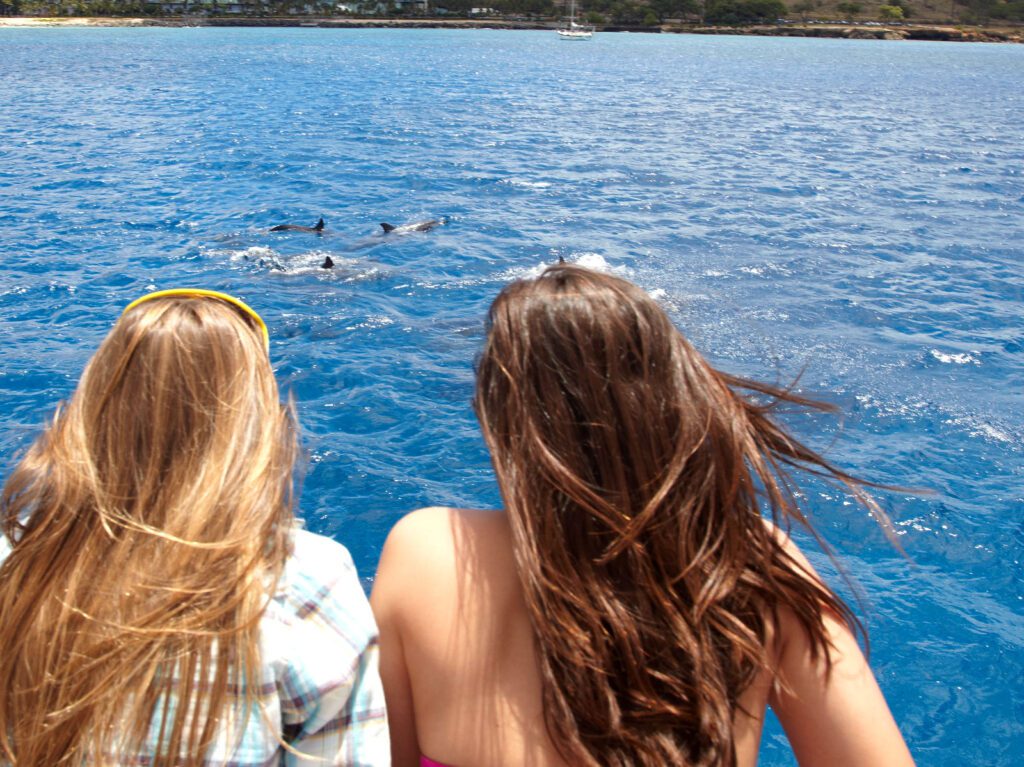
[1,28,1022,765]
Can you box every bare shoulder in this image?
[381,506,456,550]
[758,517,848,654]
[374,507,457,587]
[379,507,509,561]
[760,517,822,584]
[758,519,915,766]
[372,505,523,697]
[373,507,513,605]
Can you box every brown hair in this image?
[0,295,298,765]
[474,265,885,767]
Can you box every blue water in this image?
[1,27,1022,763]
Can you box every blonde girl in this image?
[0,290,388,766]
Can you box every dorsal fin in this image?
[380,223,396,233]
[315,217,325,231]
[321,256,334,269]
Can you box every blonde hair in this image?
[0,295,298,765]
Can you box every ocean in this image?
[1,27,1021,764]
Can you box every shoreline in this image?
[0,16,1020,43]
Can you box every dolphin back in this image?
[271,217,326,233]
[380,219,445,234]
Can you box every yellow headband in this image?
[122,289,270,353]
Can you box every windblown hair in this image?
[474,265,885,767]
[0,296,298,766]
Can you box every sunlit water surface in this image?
[1,27,1022,764]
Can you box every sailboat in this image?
[557,0,595,39]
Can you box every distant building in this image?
[158,0,261,13]
[362,0,427,11]
[155,0,425,14]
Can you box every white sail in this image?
[557,0,595,39]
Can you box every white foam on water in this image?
[943,417,1014,444]
[857,393,1016,446]
[574,253,609,272]
[930,349,981,366]
[208,245,383,281]
[344,315,395,332]
[281,254,385,282]
[499,178,552,190]
[493,253,632,284]
[855,393,931,418]
[224,245,278,263]
[277,249,336,270]
[973,423,1012,443]
[572,253,633,277]
[647,286,687,312]
[739,262,791,278]
[496,263,548,281]
[46,282,77,295]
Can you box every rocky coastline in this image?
[0,15,1020,43]
[683,22,1021,42]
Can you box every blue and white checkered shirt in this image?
[0,527,390,766]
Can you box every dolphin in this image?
[379,218,446,235]
[338,218,448,252]
[270,217,325,234]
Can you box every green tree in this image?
[704,0,787,23]
[490,0,554,14]
[649,0,700,20]
[878,3,903,18]
[793,0,814,18]
[608,0,647,23]
[435,0,475,13]
[836,1,862,15]
[990,0,1024,19]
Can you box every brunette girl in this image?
[0,289,389,766]
[372,266,914,767]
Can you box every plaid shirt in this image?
[0,527,390,766]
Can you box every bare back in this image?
[371,507,773,767]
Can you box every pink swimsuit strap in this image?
[421,757,453,767]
